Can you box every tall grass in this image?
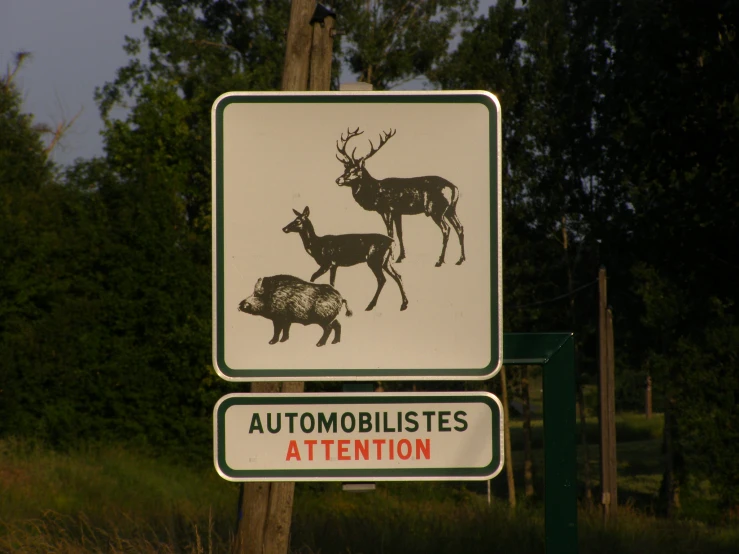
[1,439,737,553]
[577,505,739,554]
[292,487,545,554]
[0,438,236,552]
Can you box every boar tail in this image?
[342,299,353,317]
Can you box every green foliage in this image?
[0,58,99,442]
[1,58,229,460]
[335,0,479,89]
[435,0,739,509]
[97,0,289,118]
[592,0,739,510]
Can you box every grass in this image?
[293,486,739,554]
[1,420,737,553]
[0,438,237,552]
[504,411,666,508]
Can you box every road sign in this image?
[214,392,503,481]
[212,91,502,381]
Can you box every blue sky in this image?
[1,0,144,166]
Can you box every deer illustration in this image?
[335,127,465,267]
[282,207,409,311]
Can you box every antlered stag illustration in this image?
[335,128,465,267]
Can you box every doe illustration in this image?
[238,275,352,347]
[283,207,408,311]
[335,128,466,267]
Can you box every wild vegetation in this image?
[2,432,737,553]
[1,0,738,551]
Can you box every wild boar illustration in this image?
[238,274,352,347]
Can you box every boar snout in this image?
[238,297,257,314]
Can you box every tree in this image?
[335,0,478,89]
[437,0,739,514]
[595,0,739,513]
[0,55,110,444]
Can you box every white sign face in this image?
[212,91,502,381]
[214,392,503,481]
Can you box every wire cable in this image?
[505,278,599,310]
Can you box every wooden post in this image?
[606,306,618,518]
[232,3,335,553]
[308,6,336,90]
[281,0,316,91]
[500,366,516,508]
[598,266,617,522]
[232,382,282,554]
[578,382,593,505]
[645,375,652,419]
[522,366,535,498]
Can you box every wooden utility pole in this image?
[606,306,618,513]
[308,5,336,90]
[522,366,535,498]
[598,267,618,522]
[232,3,335,553]
[500,366,516,508]
[281,0,316,91]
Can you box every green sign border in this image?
[212,91,502,381]
[214,392,503,481]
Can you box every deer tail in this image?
[449,183,460,210]
[342,299,353,317]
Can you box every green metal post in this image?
[543,334,578,553]
[503,332,578,553]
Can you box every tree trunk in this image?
[522,366,534,498]
[663,398,680,517]
[598,267,618,522]
[578,383,593,506]
[308,12,335,91]
[232,382,306,554]
[232,482,270,554]
[500,366,516,508]
[281,0,315,91]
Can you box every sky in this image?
[1,1,493,167]
[0,0,145,166]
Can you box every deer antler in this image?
[336,127,364,165]
[364,129,396,162]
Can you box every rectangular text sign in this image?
[214,392,503,481]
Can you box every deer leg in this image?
[329,265,338,286]
[431,210,451,267]
[330,319,342,344]
[393,213,406,263]
[382,250,408,311]
[446,210,466,265]
[279,322,291,342]
[269,321,283,344]
[381,211,394,235]
[316,323,332,347]
[311,265,331,282]
[366,256,387,311]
